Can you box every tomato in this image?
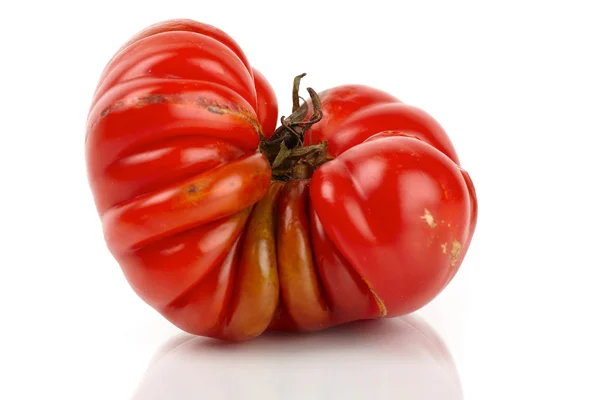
[86,19,477,341]
[305,86,478,317]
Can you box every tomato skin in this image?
[310,209,382,324]
[86,20,280,340]
[304,85,399,147]
[115,19,253,72]
[221,182,283,340]
[102,153,271,254]
[311,133,476,317]
[303,85,476,318]
[87,20,477,340]
[305,85,460,164]
[142,211,248,338]
[252,68,279,137]
[96,19,279,137]
[277,180,330,331]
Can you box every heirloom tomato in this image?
[86,19,477,341]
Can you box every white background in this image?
[1,1,599,398]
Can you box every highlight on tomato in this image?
[86,19,477,340]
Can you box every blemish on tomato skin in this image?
[136,94,165,107]
[186,182,209,196]
[441,183,449,200]
[92,94,261,136]
[207,106,226,115]
[362,279,388,318]
[441,243,448,254]
[420,208,437,228]
[99,100,125,118]
[450,240,462,266]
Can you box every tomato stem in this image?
[259,74,329,181]
[292,73,306,113]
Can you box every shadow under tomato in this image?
[132,316,463,400]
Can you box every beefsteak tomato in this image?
[86,19,477,340]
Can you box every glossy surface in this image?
[303,85,477,318]
[276,180,330,331]
[87,19,477,340]
[86,20,280,340]
[221,182,283,340]
[8,5,599,399]
[312,134,476,316]
[252,68,279,137]
[304,85,461,164]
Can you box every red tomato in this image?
[305,86,478,317]
[86,20,477,340]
